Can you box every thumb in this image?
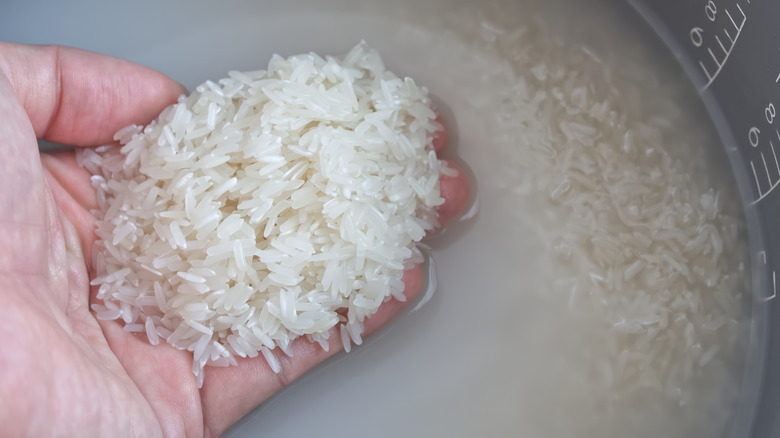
[0,42,185,146]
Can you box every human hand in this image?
[0,42,469,437]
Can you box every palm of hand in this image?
[0,43,467,437]
[0,44,215,436]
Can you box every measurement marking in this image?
[750,158,780,205]
[762,152,772,182]
[699,61,715,84]
[715,35,728,53]
[708,48,719,65]
[724,28,735,44]
[759,251,767,264]
[707,48,723,69]
[776,73,780,83]
[765,271,777,302]
[771,140,780,174]
[699,3,747,91]
[736,4,746,23]
[725,7,739,30]
[751,161,761,197]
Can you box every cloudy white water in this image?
[6,0,753,436]
[216,2,751,437]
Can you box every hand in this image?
[0,43,469,437]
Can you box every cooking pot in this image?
[630,1,777,436]
[2,0,772,436]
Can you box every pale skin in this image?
[0,42,470,437]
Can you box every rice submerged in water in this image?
[79,42,444,386]
[445,5,750,435]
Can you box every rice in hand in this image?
[79,42,444,386]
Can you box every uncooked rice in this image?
[439,4,749,433]
[79,42,444,387]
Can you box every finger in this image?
[432,118,471,225]
[0,42,184,146]
[200,265,425,437]
[432,114,448,153]
[437,160,471,225]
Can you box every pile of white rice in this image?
[79,42,445,386]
